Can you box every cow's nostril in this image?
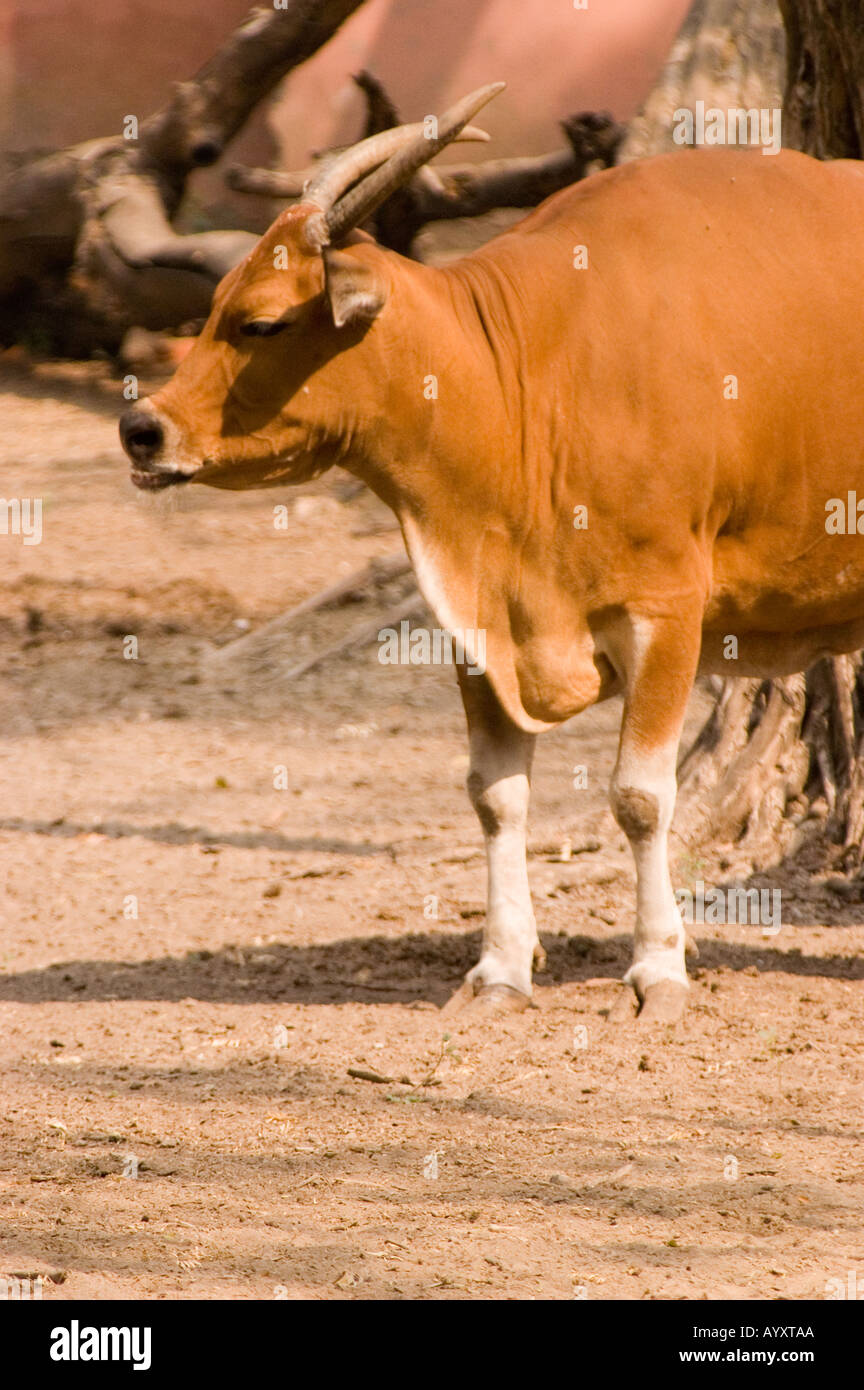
[119,409,165,463]
[130,428,161,450]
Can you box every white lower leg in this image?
[624,834,688,995]
[611,744,688,998]
[466,743,538,997]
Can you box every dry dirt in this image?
[0,356,862,1302]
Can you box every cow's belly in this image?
[698,618,864,677]
[701,557,864,676]
[700,522,864,675]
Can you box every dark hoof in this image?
[636,980,688,1025]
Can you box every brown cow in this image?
[120,83,864,1023]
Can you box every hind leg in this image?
[608,608,702,1023]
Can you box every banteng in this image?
[120,84,864,1022]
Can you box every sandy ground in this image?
[0,356,862,1302]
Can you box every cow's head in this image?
[119,83,503,493]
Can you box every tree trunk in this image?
[677,664,864,871]
[621,0,785,163]
[671,0,864,873]
[779,0,864,157]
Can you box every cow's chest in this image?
[400,518,614,730]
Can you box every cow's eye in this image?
[240,319,288,338]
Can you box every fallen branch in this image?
[0,1,367,346]
[227,130,617,212]
[202,551,421,685]
[225,164,312,199]
[211,550,411,656]
[229,75,625,255]
[280,551,411,623]
[282,592,426,680]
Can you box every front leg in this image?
[445,670,540,1012]
[608,608,702,1024]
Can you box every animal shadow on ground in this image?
[1,928,861,1008]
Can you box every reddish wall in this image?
[271,0,692,166]
[0,0,690,198]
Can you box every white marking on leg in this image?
[467,732,537,997]
[612,739,688,996]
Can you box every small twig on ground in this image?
[347,1066,395,1084]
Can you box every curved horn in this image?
[305,122,490,216]
[324,82,505,245]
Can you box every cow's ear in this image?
[323,248,388,329]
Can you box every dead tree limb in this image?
[0,1,366,347]
[229,73,625,255]
[227,132,620,212]
[225,164,313,198]
[282,592,427,681]
[263,551,411,629]
[202,551,418,685]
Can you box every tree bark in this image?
[621,0,785,162]
[779,0,864,157]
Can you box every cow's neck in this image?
[345,259,521,613]
[336,256,572,730]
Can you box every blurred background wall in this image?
[0,0,691,190]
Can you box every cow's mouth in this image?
[130,468,192,492]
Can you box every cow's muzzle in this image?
[120,407,164,463]
[119,407,191,491]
